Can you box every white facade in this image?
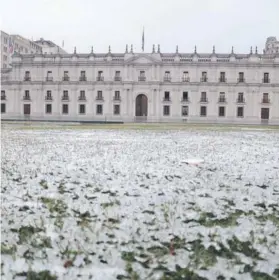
[1,45,279,124]
[34,38,67,55]
[264,37,279,54]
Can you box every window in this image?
[45,104,52,114]
[97,71,104,81]
[1,90,6,100]
[1,103,6,113]
[4,37,8,44]
[219,92,226,102]
[182,106,188,116]
[80,71,86,81]
[164,92,170,101]
[46,71,53,81]
[164,71,171,81]
[79,90,86,100]
[263,73,269,83]
[115,71,121,81]
[79,104,86,114]
[24,71,30,81]
[24,90,30,100]
[238,72,244,82]
[200,106,207,116]
[261,108,269,120]
[219,106,225,117]
[97,91,103,100]
[220,72,226,82]
[201,72,207,82]
[63,71,69,81]
[3,55,7,61]
[200,92,207,102]
[23,104,31,115]
[3,46,7,52]
[114,91,120,100]
[163,105,170,116]
[182,92,188,101]
[139,71,146,81]
[237,107,244,118]
[182,71,189,82]
[114,104,120,115]
[62,104,68,114]
[237,92,244,103]
[62,90,69,100]
[262,93,269,103]
[96,104,103,115]
[46,90,52,100]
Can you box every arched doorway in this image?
[135,94,148,117]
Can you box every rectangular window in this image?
[62,104,68,114]
[164,91,170,101]
[1,90,6,100]
[219,92,226,102]
[237,107,244,118]
[200,106,207,116]
[46,90,52,100]
[114,104,120,115]
[201,71,207,82]
[182,71,189,82]
[23,104,31,115]
[181,106,188,116]
[163,105,170,116]
[201,92,207,102]
[114,91,120,100]
[79,104,86,114]
[1,103,6,113]
[261,108,269,120]
[219,106,225,117]
[45,104,52,114]
[79,90,86,100]
[182,92,188,101]
[62,90,69,100]
[24,90,30,100]
[220,72,226,82]
[262,93,269,103]
[115,71,120,77]
[63,71,69,81]
[140,71,145,77]
[80,71,86,81]
[238,72,244,82]
[263,73,270,83]
[97,91,103,100]
[46,71,53,81]
[114,71,121,81]
[96,104,103,115]
[237,92,244,103]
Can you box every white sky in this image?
[0,0,278,54]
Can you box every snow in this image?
[1,125,279,280]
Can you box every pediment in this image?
[125,54,161,64]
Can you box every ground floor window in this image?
[200,106,207,116]
[114,104,120,115]
[79,104,86,114]
[23,104,31,115]
[163,105,170,116]
[45,104,52,114]
[261,108,269,120]
[1,103,6,113]
[181,105,188,116]
[219,106,225,117]
[62,104,68,114]
[96,104,103,115]
[237,106,244,118]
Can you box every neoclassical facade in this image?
[1,45,279,124]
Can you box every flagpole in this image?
[142,26,145,52]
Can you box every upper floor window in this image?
[3,55,7,61]
[46,90,52,100]
[164,91,170,101]
[263,73,270,83]
[182,71,189,82]
[97,71,104,81]
[4,37,8,44]
[3,46,7,52]
[139,71,146,81]
[164,71,171,82]
[24,71,31,81]
[237,92,245,103]
[24,90,30,100]
[219,72,226,82]
[79,90,86,100]
[219,92,226,103]
[115,71,121,81]
[201,72,207,82]
[1,90,6,100]
[114,91,120,100]
[80,71,86,81]
[62,90,69,100]
[97,91,103,100]
[63,71,69,81]
[200,92,207,102]
[46,71,53,81]
[182,91,188,101]
[238,72,245,83]
[262,93,270,103]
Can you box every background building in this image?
[34,38,68,54]
[264,37,279,54]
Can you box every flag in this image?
[8,37,14,54]
[142,27,144,52]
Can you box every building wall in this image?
[1,51,279,124]
[1,31,10,69]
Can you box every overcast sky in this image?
[0,0,278,54]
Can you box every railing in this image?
[78,96,86,101]
[97,76,104,81]
[200,77,208,82]
[237,78,245,83]
[24,76,31,81]
[45,96,52,101]
[46,77,53,82]
[262,78,270,83]
[218,98,226,103]
[236,98,245,103]
[181,98,189,102]
[219,78,227,83]
[96,96,104,101]
[138,76,146,82]
[182,77,190,82]
[163,98,171,102]
[114,76,122,81]
[62,76,70,81]
[61,96,69,101]
[164,77,171,82]
[262,98,270,103]
[1,95,6,100]
[113,96,121,101]
[23,96,31,100]
[79,76,87,81]
[200,98,208,103]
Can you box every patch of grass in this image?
[1,243,17,255]
[11,226,44,244]
[121,251,136,262]
[251,271,277,280]
[15,270,57,280]
[41,197,68,215]
[31,236,52,249]
[147,245,169,257]
[39,179,48,189]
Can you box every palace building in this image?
[1,42,279,124]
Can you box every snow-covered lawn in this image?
[1,125,279,280]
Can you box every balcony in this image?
[200,98,208,103]
[200,77,208,82]
[237,78,245,83]
[61,96,69,101]
[1,95,6,100]
[219,78,227,83]
[113,96,121,101]
[96,96,104,101]
[181,98,189,103]
[218,98,226,103]
[262,78,270,83]
[114,76,122,82]
[23,96,31,101]
[164,76,171,82]
[182,77,190,82]
[45,96,53,101]
[78,96,86,101]
[138,76,146,82]
[62,76,70,81]
[24,76,31,81]
[236,98,245,103]
[262,98,270,104]
[79,76,87,81]
[46,77,53,82]
[163,97,171,102]
[97,76,104,82]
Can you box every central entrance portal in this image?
[135,94,148,119]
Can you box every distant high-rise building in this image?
[34,38,67,54]
[264,36,279,54]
